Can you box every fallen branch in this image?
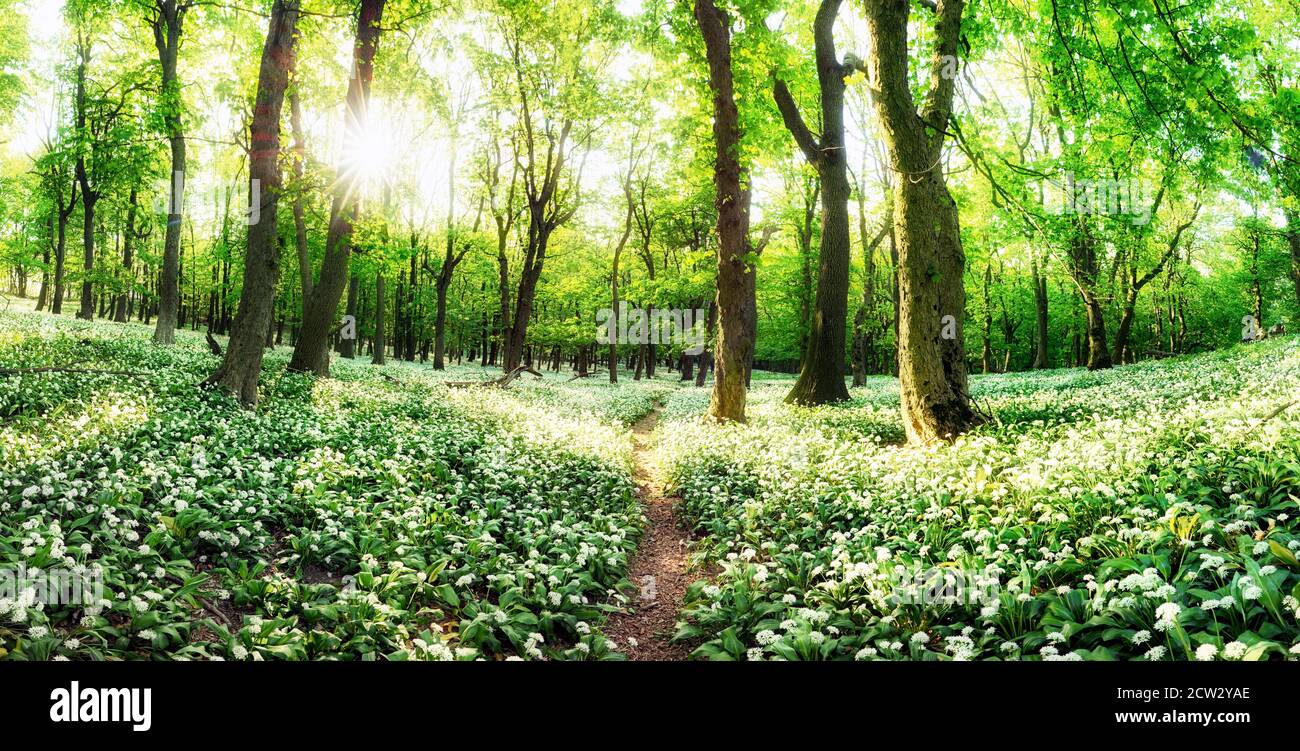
[566,371,595,382]
[496,365,544,387]
[1259,400,1297,424]
[447,365,544,389]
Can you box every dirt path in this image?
[605,404,692,661]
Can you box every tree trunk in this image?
[776,0,852,406]
[372,272,386,365]
[696,0,759,422]
[152,0,186,345]
[73,38,96,322]
[1286,209,1300,311]
[433,273,451,368]
[202,0,299,407]
[981,263,993,373]
[290,88,312,305]
[51,184,75,316]
[340,274,358,358]
[288,0,385,376]
[115,189,138,323]
[1031,254,1049,369]
[863,0,977,443]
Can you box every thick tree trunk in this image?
[777,0,852,406]
[289,0,385,376]
[1081,290,1111,369]
[696,0,759,422]
[202,0,299,407]
[864,0,977,443]
[152,1,186,345]
[433,275,451,368]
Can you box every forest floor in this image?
[604,402,692,661]
[4,304,1300,661]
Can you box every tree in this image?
[694,0,763,422]
[203,0,300,406]
[861,0,979,443]
[773,0,852,405]
[289,0,386,376]
[495,0,613,373]
[142,0,189,345]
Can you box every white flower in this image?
[1154,602,1181,631]
[1195,644,1218,661]
[1222,641,1247,660]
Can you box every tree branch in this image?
[773,78,821,165]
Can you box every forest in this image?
[0,0,1298,666]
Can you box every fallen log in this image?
[447,365,544,389]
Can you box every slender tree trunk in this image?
[35,246,50,312]
[289,0,385,376]
[1031,254,1049,369]
[202,0,299,407]
[372,272,386,365]
[981,263,993,373]
[115,189,138,323]
[340,274,358,358]
[73,38,96,322]
[290,88,312,305]
[152,0,186,345]
[51,184,75,316]
[1286,209,1300,310]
